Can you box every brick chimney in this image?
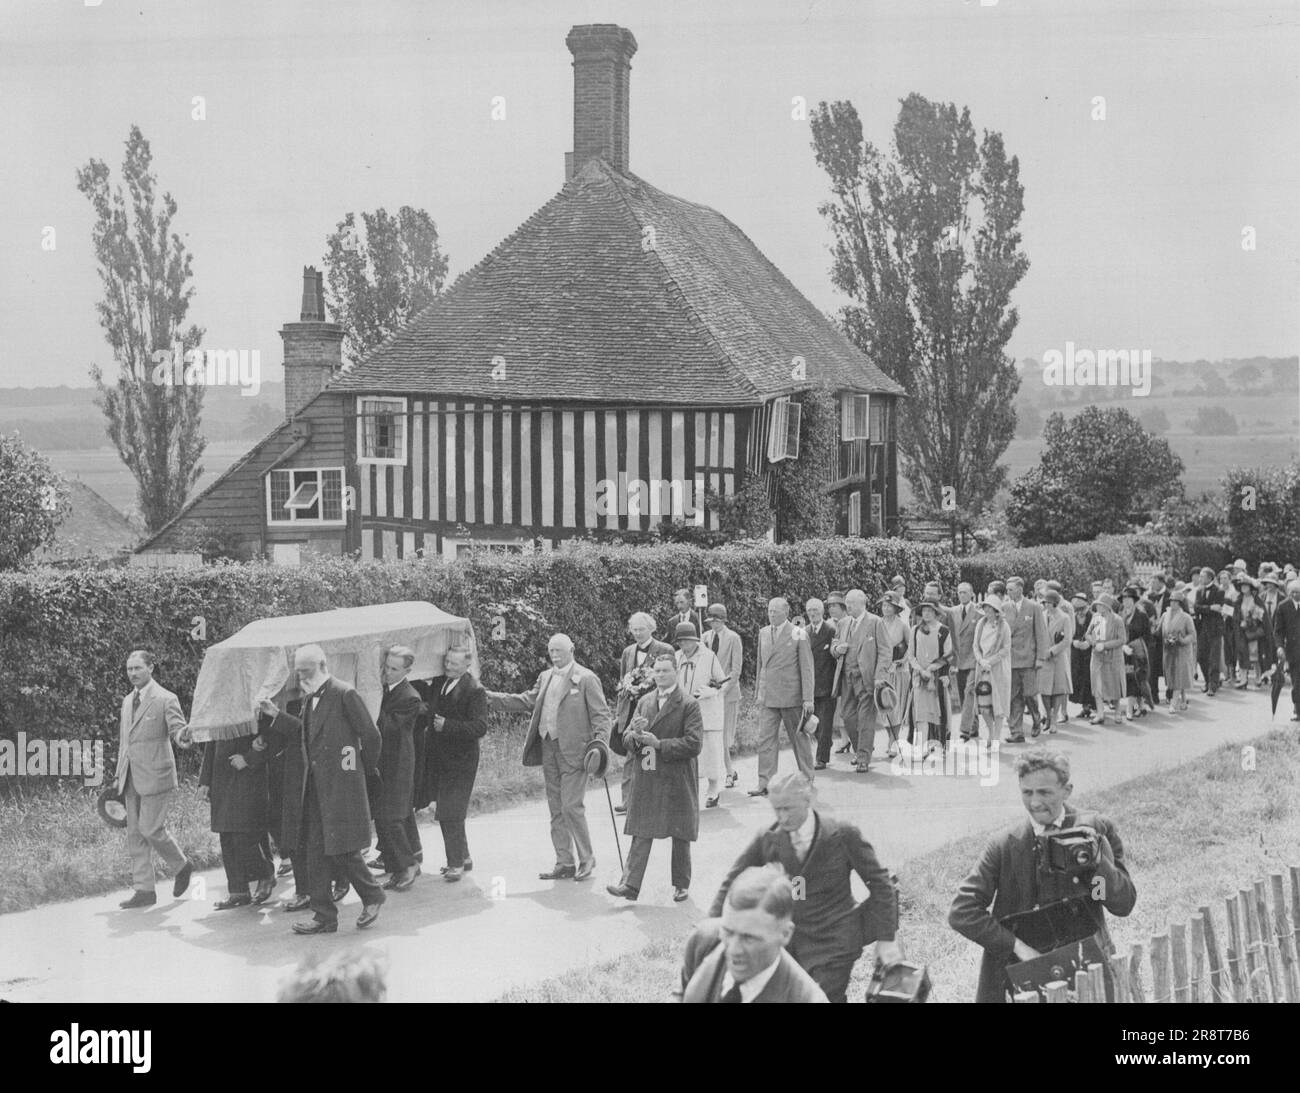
[280,266,343,419]
[565,24,637,180]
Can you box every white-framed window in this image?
[266,467,346,526]
[841,393,870,441]
[356,397,407,464]
[848,491,862,536]
[767,396,802,462]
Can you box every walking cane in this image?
[602,776,625,873]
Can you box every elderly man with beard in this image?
[258,644,386,934]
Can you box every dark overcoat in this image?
[373,679,424,822]
[266,676,382,857]
[425,674,489,824]
[622,687,702,842]
[708,813,897,970]
[948,805,1137,1003]
[198,732,270,833]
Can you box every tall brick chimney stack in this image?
[280,266,343,420]
[565,24,637,180]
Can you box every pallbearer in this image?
[198,721,275,908]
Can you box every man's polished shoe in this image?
[605,883,639,901]
[747,787,768,797]
[280,893,312,912]
[814,761,827,770]
[367,858,389,873]
[613,804,627,814]
[172,861,194,898]
[292,917,337,935]
[119,890,156,909]
[276,860,294,877]
[251,879,275,905]
[539,864,577,880]
[214,893,252,910]
[356,902,383,930]
[388,865,419,891]
[672,887,689,903]
[574,861,596,881]
[331,881,349,902]
[443,866,463,882]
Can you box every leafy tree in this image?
[1268,358,1298,389]
[1138,405,1170,434]
[76,125,206,532]
[324,207,449,365]
[1224,460,1300,566]
[1189,405,1237,435]
[1194,363,1228,397]
[0,433,71,568]
[810,94,1027,512]
[1230,363,1262,391]
[1005,406,1185,546]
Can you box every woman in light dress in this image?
[968,595,1012,744]
[672,622,729,808]
[1158,590,1197,711]
[1086,594,1128,724]
[907,597,953,753]
[876,592,911,758]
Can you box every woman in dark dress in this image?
[1120,587,1154,716]
[1068,590,1095,718]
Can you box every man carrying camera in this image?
[947,749,1136,1002]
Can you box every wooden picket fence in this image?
[1014,866,1300,1003]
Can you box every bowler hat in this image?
[1043,589,1061,605]
[706,603,728,621]
[583,738,612,779]
[874,680,897,712]
[673,621,700,643]
[825,591,847,608]
[97,786,127,829]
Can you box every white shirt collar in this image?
[721,955,783,1003]
[657,683,678,699]
[1030,807,1068,836]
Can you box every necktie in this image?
[683,661,696,693]
[131,690,141,714]
[962,605,969,623]
[720,983,743,1004]
[443,679,452,696]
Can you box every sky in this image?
[1,0,1297,390]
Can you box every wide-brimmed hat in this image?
[1092,594,1118,611]
[706,603,728,621]
[879,590,905,610]
[825,591,847,608]
[874,680,897,711]
[673,621,700,643]
[583,738,612,779]
[1070,590,1088,604]
[1260,574,1286,589]
[916,596,944,616]
[1043,589,1062,606]
[97,786,127,829]
[981,594,1005,613]
[1233,558,1248,570]
[1233,574,1259,590]
[1169,590,1188,605]
[1120,586,1142,602]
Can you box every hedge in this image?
[0,537,957,768]
[958,534,1232,596]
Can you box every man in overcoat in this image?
[199,721,275,908]
[606,654,703,903]
[258,643,386,934]
[425,646,489,880]
[372,645,425,892]
[612,612,673,814]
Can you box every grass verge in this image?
[496,728,1300,1002]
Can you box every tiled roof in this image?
[332,160,904,405]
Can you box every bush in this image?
[0,538,957,760]
[1188,406,1238,435]
[1223,461,1300,568]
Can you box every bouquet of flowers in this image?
[617,663,658,703]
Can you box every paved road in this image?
[1,687,1288,1002]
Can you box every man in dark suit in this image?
[1193,566,1226,695]
[1275,579,1300,721]
[804,597,839,770]
[612,612,674,815]
[425,647,489,879]
[1146,573,1170,702]
[258,643,386,934]
[674,867,827,1003]
[670,587,705,642]
[709,771,900,1002]
[607,654,703,902]
[948,749,1137,1002]
[371,645,426,893]
[198,720,275,909]
[487,634,612,881]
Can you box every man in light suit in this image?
[612,612,673,815]
[115,649,195,908]
[1001,576,1049,742]
[750,597,815,796]
[674,865,827,1003]
[487,634,612,880]
[805,598,839,770]
[834,589,885,772]
[704,603,743,788]
[948,582,980,708]
[710,772,902,1002]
